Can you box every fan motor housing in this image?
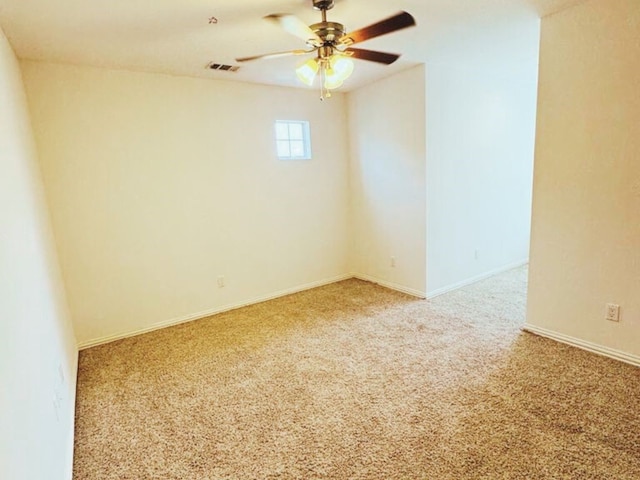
[312,0,335,11]
[310,21,345,44]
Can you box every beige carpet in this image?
[73,267,640,479]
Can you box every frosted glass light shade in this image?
[296,58,319,86]
[324,55,354,90]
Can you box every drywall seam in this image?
[352,273,427,299]
[523,324,640,368]
[426,259,529,299]
[78,274,352,349]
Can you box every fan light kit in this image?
[236,0,416,100]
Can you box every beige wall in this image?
[425,54,539,296]
[347,65,427,296]
[527,0,640,359]
[22,61,350,347]
[0,30,77,480]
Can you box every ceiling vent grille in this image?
[207,63,240,72]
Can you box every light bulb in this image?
[296,58,319,86]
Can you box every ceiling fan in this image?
[236,0,416,99]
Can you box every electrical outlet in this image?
[217,275,225,288]
[605,303,620,322]
[391,256,396,268]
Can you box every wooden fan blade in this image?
[236,49,312,63]
[345,48,401,65]
[264,14,322,44]
[339,11,416,46]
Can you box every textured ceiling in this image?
[0,0,585,91]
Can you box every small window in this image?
[275,120,311,160]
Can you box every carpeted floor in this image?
[73,267,640,479]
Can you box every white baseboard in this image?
[351,273,427,299]
[426,259,529,299]
[523,324,640,368]
[78,274,352,350]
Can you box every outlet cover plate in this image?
[606,303,620,322]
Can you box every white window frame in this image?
[274,120,312,160]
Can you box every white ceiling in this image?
[0,0,584,91]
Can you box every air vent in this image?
[207,63,240,72]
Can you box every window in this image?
[275,120,311,160]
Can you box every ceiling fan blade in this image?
[236,49,313,63]
[264,14,322,44]
[345,48,401,65]
[339,11,416,46]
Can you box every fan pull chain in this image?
[320,63,326,101]
[319,59,332,101]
